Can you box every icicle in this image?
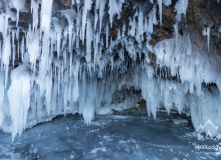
[157,0,162,26]
[138,11,144,41]
[111,56,114,72]
[108,0,118,27]
[73,60,79,102]
[129,16,136,36]
[117,29,121,40]
[45,73,52,115]
[8,53,31,142]
[31,0,39,31]
[63,81,68,114]
[202,26,211,53]
[86,19,93,62]
[146,12,152,34]
[2,34,11,88]
[186,34,192,56]
[16,27,20,41]
[122,23,125,38]
[0,15,4,34]
[39,34,50,96]
[0,71,4,127]
[94,1,98,30]
[28,32,40,73]
[21,37,25,62]
[174,22,178,49]
[106,24,109,48]
[82,0,93,44]
[41,0,53,32]
[94,31,99,66]
[61,9,75,52]
[16,10,19,27]
[152,5,158,25]
[52,18,63,58]
[174,0,189,21]
[99,0,107,32]
[12,32,15,68]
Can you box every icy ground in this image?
[0,112,220,160]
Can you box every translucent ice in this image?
[8,58,31,141]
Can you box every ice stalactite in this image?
[82,0,93,45]
[31,0,39,31]
[86,19,93,63]
[174,0,188,21]
[0,0,220,141]
[108,0,118,28]
[202,26,211,53]
[72,60,80,102]
[40,0,53,32]
[106,24,109,48]
[157,0,162,26]
[62,9,76,53]
[0,71,4,127]
[27,31,40,73]
[8,53,31,141]
[2,34,11,88]
[99,0,107,32]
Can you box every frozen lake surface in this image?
[0,112,220,160]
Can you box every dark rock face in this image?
[150,0,221,56]
[183,0,221,56]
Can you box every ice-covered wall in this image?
[0,0,221,141]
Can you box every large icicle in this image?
[86,19,93,62]
[99,0,107,32]
[82,0,93,44]
[40,0,53,32]
[108,0,118,27]
[8,56,31,142]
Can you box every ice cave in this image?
[0,0,221,159]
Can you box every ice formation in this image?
[0,0,220,141]
[202,26,211,53]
